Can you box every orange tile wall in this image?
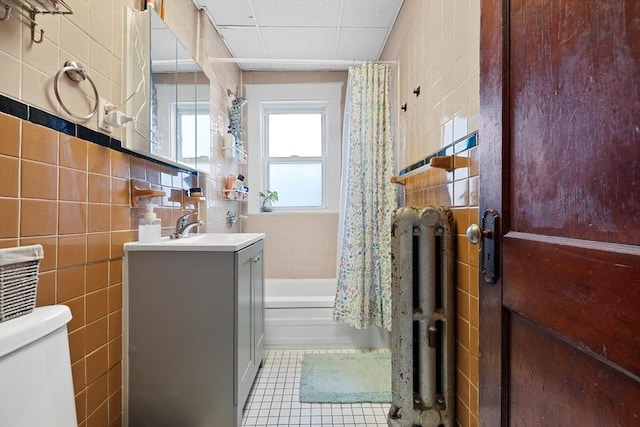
[0,112,197,427]
[403,146,480,427]
[381,0,481,424]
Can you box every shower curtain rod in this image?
[207,57,396,65]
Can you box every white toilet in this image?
[0,305,78,427]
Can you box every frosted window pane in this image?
[268,114,322,157]
[180,115,196,157]
[195,113,210,158]
[268,163,322,207]
[180,113,210,158]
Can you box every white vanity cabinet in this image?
[123,234,265,427]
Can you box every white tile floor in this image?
[241,349,390,427]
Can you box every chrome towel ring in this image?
[54,60,99,121]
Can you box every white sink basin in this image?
[124,233,265,252]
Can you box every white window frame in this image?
[246,83,343,214]
[263,104,327,209]
[176,101,210,161]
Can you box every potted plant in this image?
[259,190,278,212]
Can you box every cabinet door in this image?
[236,246,253,407]
[252,244,265,365]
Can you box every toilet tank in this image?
[0,305,78,427]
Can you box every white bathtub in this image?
[264,278,390,349]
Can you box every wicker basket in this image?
[0,245,44,322]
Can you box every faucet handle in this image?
[178,210,193,220]
[176,211,193,230]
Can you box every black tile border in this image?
[397,131,478,177]
[0,93,198,176]
[0,94,28,120]
[30,107,76,136]
[77,124,112,148]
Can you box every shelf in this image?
[222,145,247,164]
[169,189,206,209]
[1,0,73,44]
[184,196,206,207]
[223,189,248,201]
[130,180,166,207]
[391,155,470,184]
[392,132,477,185]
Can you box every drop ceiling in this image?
[194,0,405,71]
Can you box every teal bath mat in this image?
[299,352,392,403]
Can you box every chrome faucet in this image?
[172,220,204,239]
[171,212,204,239]
[175,211,193,233]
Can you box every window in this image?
[176,101,210,172]
[264,108,326,208]
[245,82,343,213]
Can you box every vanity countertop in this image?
[124,233,265,252]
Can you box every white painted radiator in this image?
[388,206,455,427]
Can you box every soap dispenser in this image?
[139,203,161,243]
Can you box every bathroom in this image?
[1,0,636,426]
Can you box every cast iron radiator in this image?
[388,206,455,427]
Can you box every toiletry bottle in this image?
[223,130,235,159]
[225,175,237,199]
[234,174,245,191]
[139,203,161,242]
[234,175,246,200]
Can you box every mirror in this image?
[123,7,211,173]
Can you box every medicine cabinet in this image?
[123,6,211,173]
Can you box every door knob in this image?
[466,223,493,245]
[466,224,483,245]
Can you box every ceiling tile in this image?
[261,28,337,59]
[340,0,404,28]
[251,0,341,27]
[198,0,256,27]
[218,27,266,59]
[252,0,342,27]
[335,28,389,61]
[193,0,404,71]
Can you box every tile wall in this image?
[0,110,198,426]
[0,0,133,139]
[243,212,338,279]
[380,0,481,426]
[0,0,241,426]
[402,145,480,427]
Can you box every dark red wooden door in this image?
[479,0,640,425]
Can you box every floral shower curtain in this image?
[333,63,396,331]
